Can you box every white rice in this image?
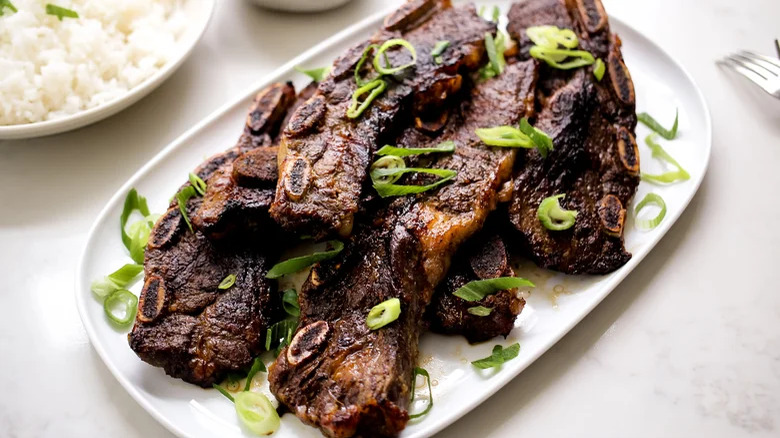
[0,0,187,125]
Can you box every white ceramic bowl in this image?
[0,0,216,140]
[247,0,353,13]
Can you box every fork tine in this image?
[776,39,780,59]
[737,50,780,74]
[732,53,780,76]
[725,56,769,79]
[719,58,775,95]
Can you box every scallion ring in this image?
[370,167,457,198]
[431,40,450,64]
[188,172,207,196]
[638,109,679,140]
[373,38,417,76]
[91,263,144,298]
[103,289,138,326]
[354,44,380,86]
[266,240,344,279]
[366,298,401,330]
[282,289,300,317]
[593,58,606,81]
[475,125,533,148]
[634,193,667,230]
[409,367,433,419]
[218,274,236,290]
[120,188,151,260]
[453,277,534,302]
[467,306,493,316]
[518,118,554,157]
[370,156,406,184]
[244,357,267,392]
[641,134,690,184]
[376,140,455,157]
[346,79,386,119]
[538,194,578,231]
[526,25,579,50]
[484,32,504,76]
[234,391,280,435]
[529,46,595,69]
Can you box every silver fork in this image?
[719,49,780,98]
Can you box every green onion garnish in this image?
[409,367,433,419]
[234,391,281,435]
[91,263,144,298]
[376,140,455,157]
[517,118,553,158]
[45,4,78,20]
[634,193,667,230]
[370,167,457,198]
[431,40,450,64]
[453,277,534,302]
[491,5,500,22]
[478,5,485,16]
[471,343,520,369]
[529,46,595,69]
[103,289,138,326]
[373,38,417,76]
[366,298,401,330]
[526,26,579,50]
[282,289,300,317]
[484,32,505,77]
[593,58,606,81]
[0,0,17,15]
[346,78,387,119]
[213,383,235,402]
[467,306,493,316]
[175,186,198,232]
[265,318,298,352]
[126,214,158,264]
[355,44,380,86]
[537,194,578,231]
[244,357,267,391]
[641,134,690,184]
[370,155,406,184]
[266,240,344,279]
[475,125,532,148]
[295,65,331,83]
[218,274,236,290]
[188,173,207,196]
[120,189,151,262]
[638,109,679,140]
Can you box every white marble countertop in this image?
[1,0,779,436]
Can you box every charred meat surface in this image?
[427,230,525,343]
[268,60,538,438]
[270,0,494,239]
[506,0,639,274]
[127,83,300,387]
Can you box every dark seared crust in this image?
[427,230,525,343]
[268,61,538,438]
[127,83,300,387]
[270,1,494,239]
[505,0,639,274]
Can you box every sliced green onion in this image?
[188,173,207,196]
[638,109,679,140]
[370,156,406,184]
[593,58,606,81]
[484,32,504,77]
[295,65,331,82]
[120,189,151,258]
[518,118,553,158]
[467,306,493,316]
[538,194,578,231]
[475,125,532,148]
[103,289,138,326]
[91,263,144,298]
[213,383,235,402]
[346,79,386,119]
[266,240,344,279]
[471,343,520,369]
[634,193,667,230]
[478,5,485,16]
[453,277,534,302]
[355,44,380,86]
[0,0,17,15]
[409,367,433,419]
[265,318,298,351]
[491,5,500,22]
[234,391,281,436]
[282,289,300,317]
[366,298,401,330]
[641,134,690,184]
[431,40,450,64]
[526,26,579,50]
[373,39,417,75]
[376,140,455,157]
[218,274,236,290]
[530,46,595,69]
[370,167,457,198]
[127,214,158,264]
[244,357,267,392]
[45,4,78,20]
[175,186,198,232]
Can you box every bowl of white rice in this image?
[0,0,215,139]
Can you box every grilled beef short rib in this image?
[505,0,639,274]
[268,60,538,438]
[270,0,494,239]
